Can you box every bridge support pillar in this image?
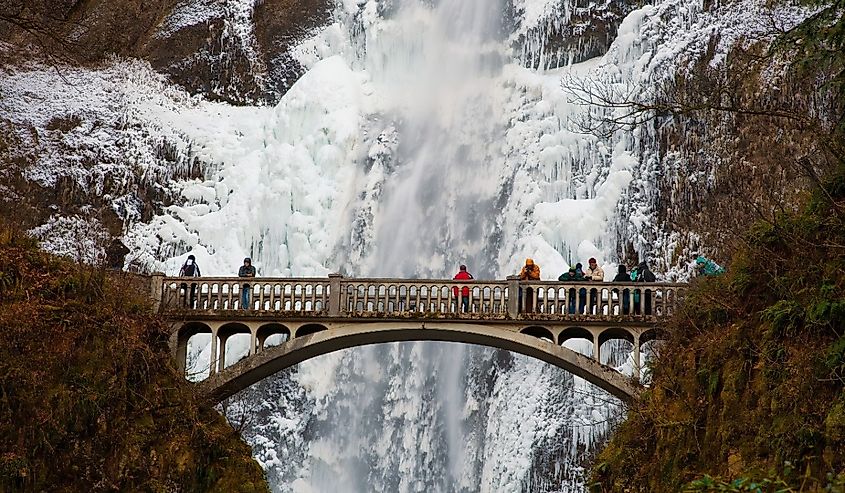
[250,329,257,357]
[150,273,164,312]
[633,334,641,382]
[329,273,343,316]
[209,328,218,376]
[218,333,229,373]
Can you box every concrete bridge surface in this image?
[154,275,686,403]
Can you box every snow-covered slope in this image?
[0,0,816,490]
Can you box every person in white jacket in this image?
[584,257,604,314]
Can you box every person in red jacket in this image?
[453,265,474,312]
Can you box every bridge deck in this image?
[155,275,686,319]
[155,275,686,403]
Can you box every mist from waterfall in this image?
[359,0,507,278]
[130,0,651,489]
[291,2,519,491]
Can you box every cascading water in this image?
[135,0,649,490]
[359,0,507,277]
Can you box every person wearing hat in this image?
[584,257,604,314]
[238,257,257,310]
[452,264,474,313]
[584,258,604,282]
[179,254,201,308]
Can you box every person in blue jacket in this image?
[694,255,725,276]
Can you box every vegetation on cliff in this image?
[589,1,845,489]
[0,224,268,492]
[590,165,845,490]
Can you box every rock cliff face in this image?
[513,0,637,69]
[0,0,327,251]
[1,0,333,104]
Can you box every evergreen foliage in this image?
[589,164,845,491]
[0,224,268,492]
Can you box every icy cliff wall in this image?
[0,0,821,491]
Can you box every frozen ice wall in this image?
[121,0,789,490]
[1,0,816,487]
[128,0,637,490]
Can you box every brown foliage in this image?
[589,168,845,491]
[0,223,268,492]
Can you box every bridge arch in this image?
[174,322,213,375]
[257,323,290,350]
[558,326,594,345]
[295,323,329,338]
[218,323,251,370]
[641,327,667,344]
[597,326,635,346]
[194,322,641,404]
[520,325,555,341]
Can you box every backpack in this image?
[641,269,656,282]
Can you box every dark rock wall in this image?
[1,0,334,104]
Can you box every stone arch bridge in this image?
[153,275,686,403]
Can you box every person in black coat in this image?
[612,265,631,314]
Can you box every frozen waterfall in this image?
[133,0,653,491]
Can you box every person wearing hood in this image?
[519,258,541,312]
[632,261,656,314]
[179,254,201,308]
[694,255,725,276]
[612,264,631,314]
[519,258,541,280]
[239,257,256,310]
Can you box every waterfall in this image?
[135,0,647,490]
[358,0,507,277]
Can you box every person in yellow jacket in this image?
[518,258,541,312]
[519,258,541,280]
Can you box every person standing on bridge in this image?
[558,266,583,314]
[612,264,631,315]
[694,254,725,277]
[239,257,256,310]
[584,257,604,314]
[179,254,201,308]
[452,264,474,313]
[519,258,541,312]
[632,260,656,315]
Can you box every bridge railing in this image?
[156,275,686,319]
[159,277,331,312]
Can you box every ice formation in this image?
[0,0,815,490]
